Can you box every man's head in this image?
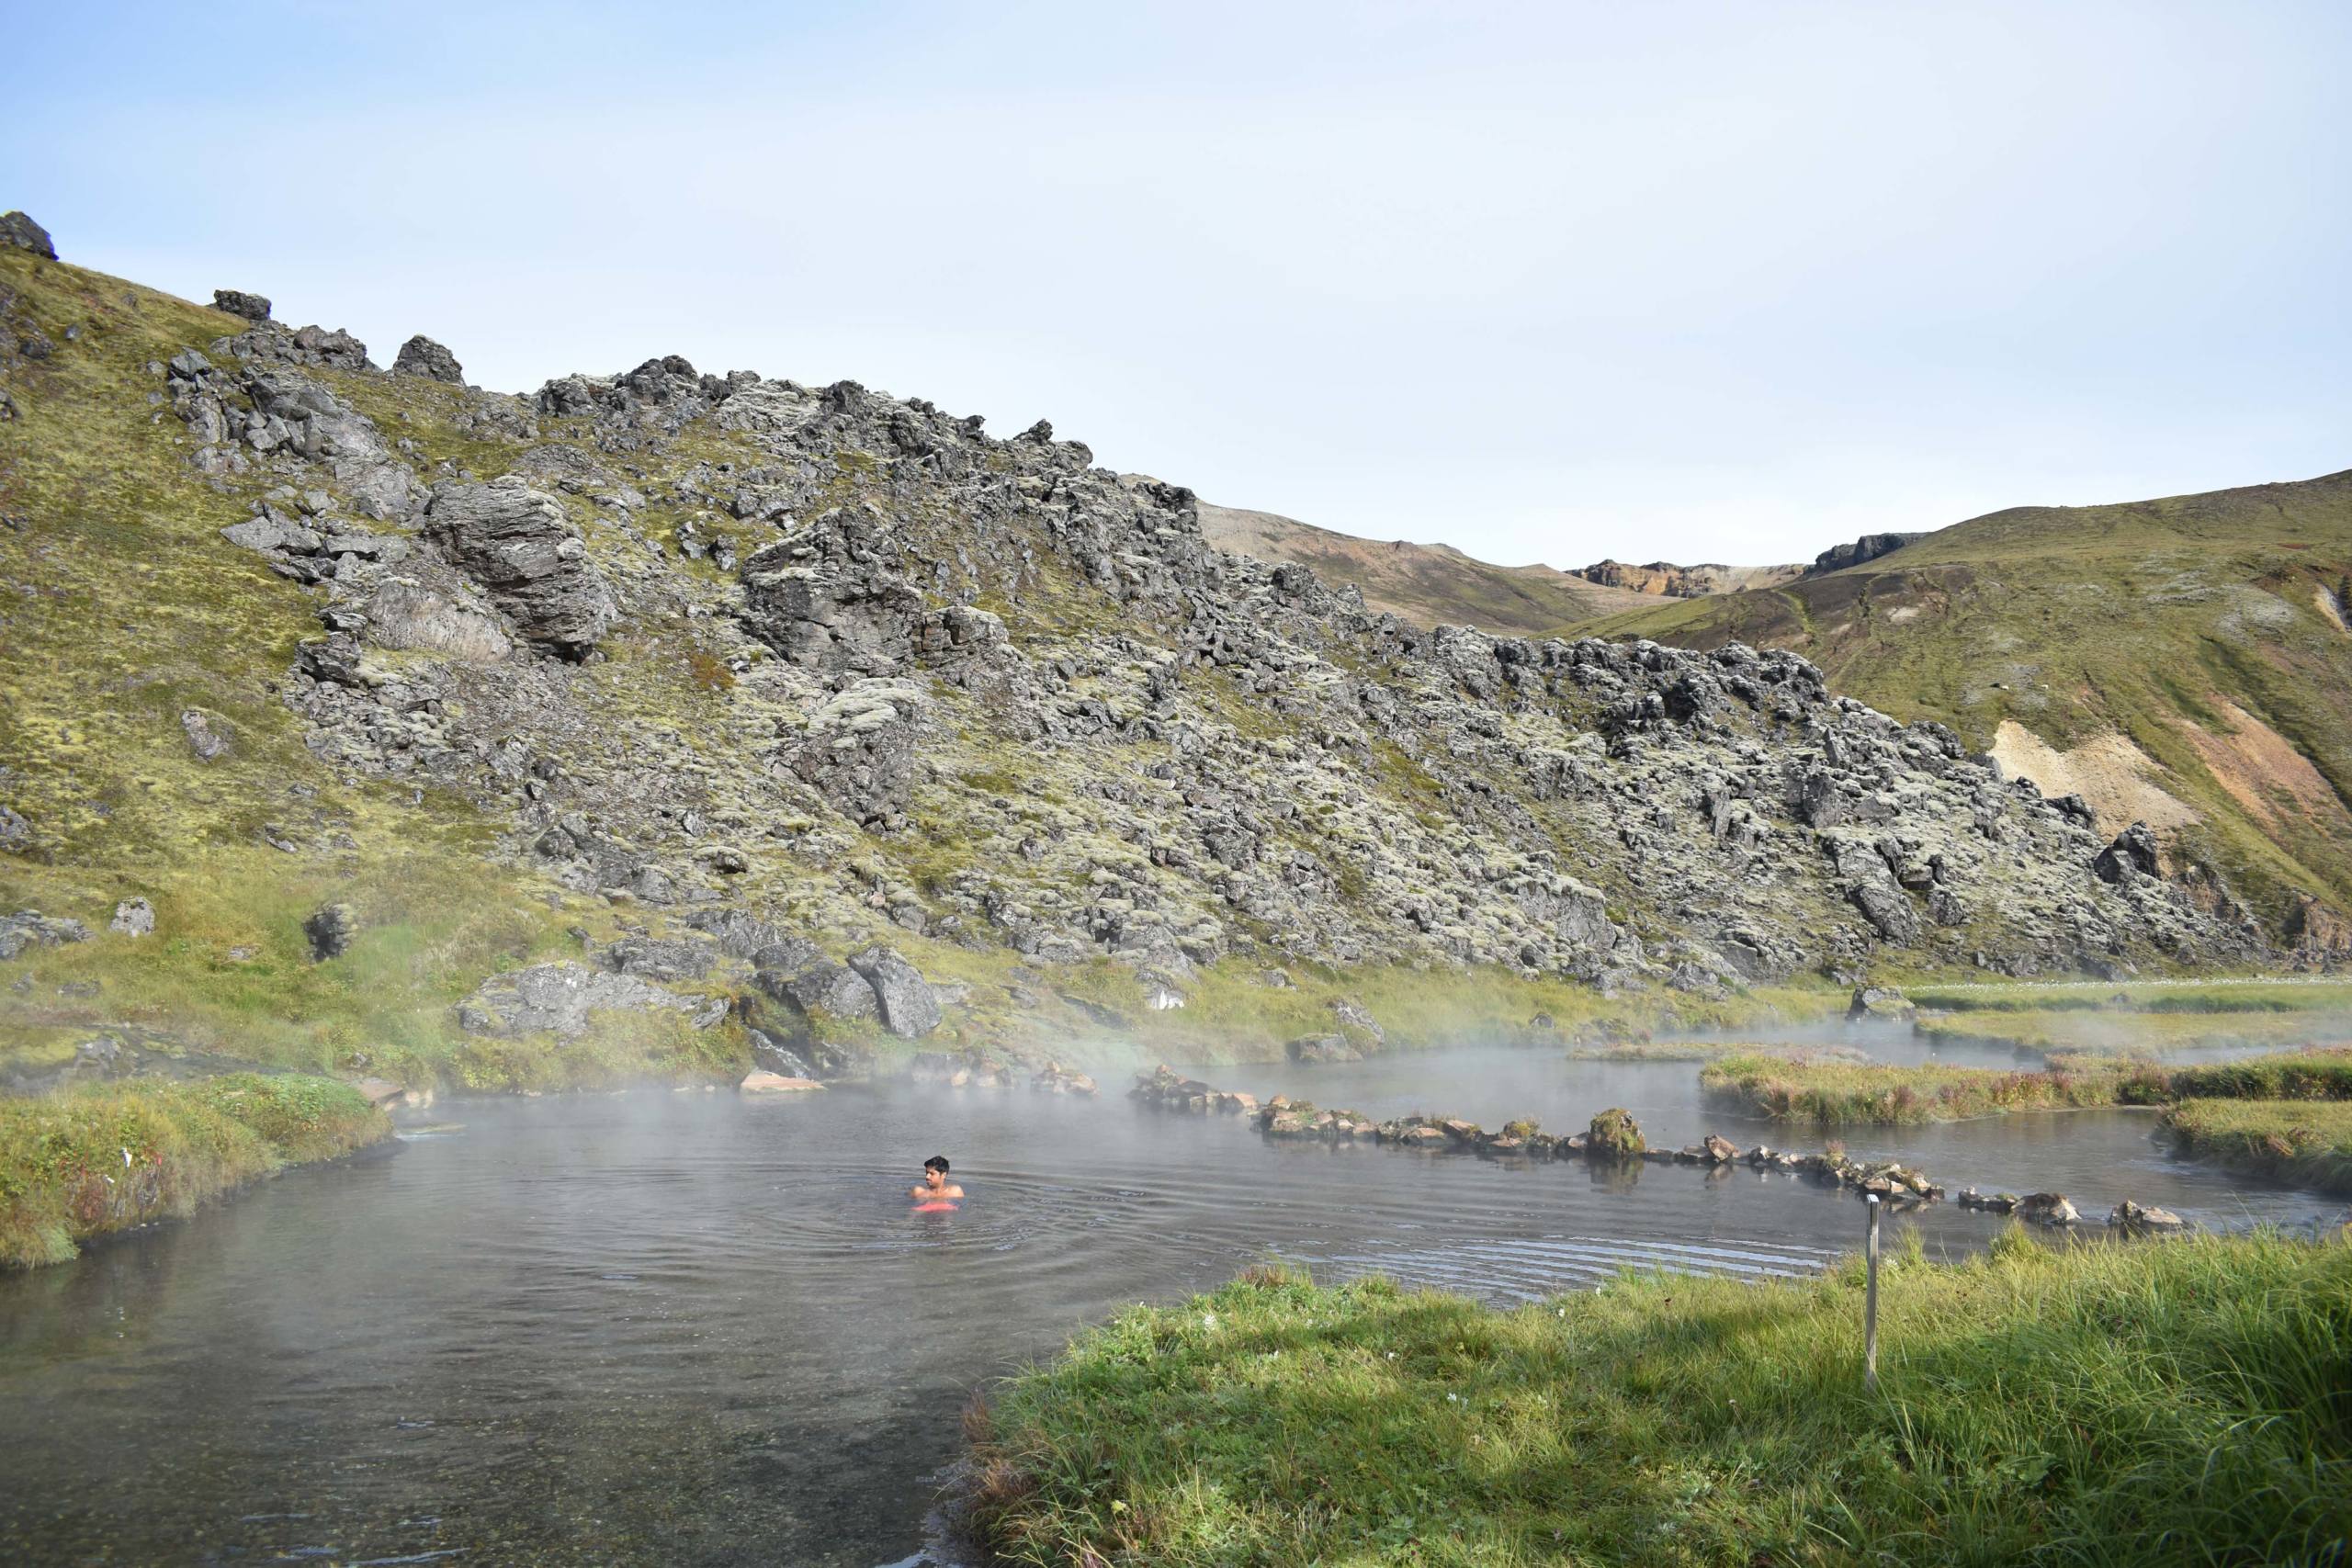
[922,1155,951,1187]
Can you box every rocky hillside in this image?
[1568,559,1804,599]
[1588,477,2352,957]
[0,217,2276,1092]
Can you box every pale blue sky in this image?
[12,2,2347,566]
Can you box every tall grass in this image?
[0,1074,390,1269]
[2164,1048,2352,1101]
[2160,1100,2352,1195]
[1698,1054,2154,1124]
[967,1233,2352,1566]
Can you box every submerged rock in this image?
[2108,1199,2187,1235]
[2018,1192,2080,1226]
[741,1070,824,1094]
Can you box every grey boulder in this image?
[458,962,723,1038]
[393,334,466,384]
[847,945,943,1038]
[425,478,616,658]
[213,288,272,321]
[1,211,56,260]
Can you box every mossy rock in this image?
[1587,1107,1646,1157]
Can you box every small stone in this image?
[109,897,154,937]
[181,709,232,762]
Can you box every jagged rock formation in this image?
[1570,559,1803,598]
[1807,531,1924,574]
[125,318,2268,991]
[393,333,465,384]
[213,289,272,321]
[0,212,55,260]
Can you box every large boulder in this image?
[425,478,616,657]
[213,289,272,321]
[784,680,925,831]
[0,910,90,961]
[393,334,466,384]
[848,945,943,1038]
[0,212,56,259]
[2094,822,2162,886]
[760,959,879,1021]
[458,962,723,1038]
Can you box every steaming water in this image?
[0,1043,2339,1566]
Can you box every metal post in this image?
[1863,1193,1882,1391]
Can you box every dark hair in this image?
[923,1155,951,1174]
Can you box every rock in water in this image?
[1587,1108,1646,1157]
[110,898,154,937]
[0,211,56,259]
[212,288,273,321]
[2108,1199,2186,1235]
[847,946,943,1038]
[2018,1192,2079,1226]
[425,478,616,657]
[393,334,466,384]
[740,1071,824,1094]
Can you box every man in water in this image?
[910,1154,964,1204]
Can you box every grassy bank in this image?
[966,1233,2351,1566]
[1697,1053,2152,1124]
[2160,1100,2352,1195]
[0,1073,390,1269]
[1701,1046,2352,1127]
[1905,980,2352,1056]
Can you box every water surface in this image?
[0,1045,2336,1566]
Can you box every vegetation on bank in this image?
[2160,1100,2352,1195]
[1697,1054,2154,1124]
[0,1073,390,1269]
[1701,1045,2352,1126]
[965,1233,2352,1567]
[1905,979,2352,1055]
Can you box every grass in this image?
[0,1073,390,1269]
[1698,1054,2150,1124]
[2159,1100,2352,1194]
[2161,1047,2352,1101]
[964,1233,2352,1566]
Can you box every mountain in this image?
[1585,477,2352,956]
[1567,559,1804,598]
[0,217,2267,1093]
[1194,502,1657,635]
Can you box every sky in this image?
[11,1,2348,568]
